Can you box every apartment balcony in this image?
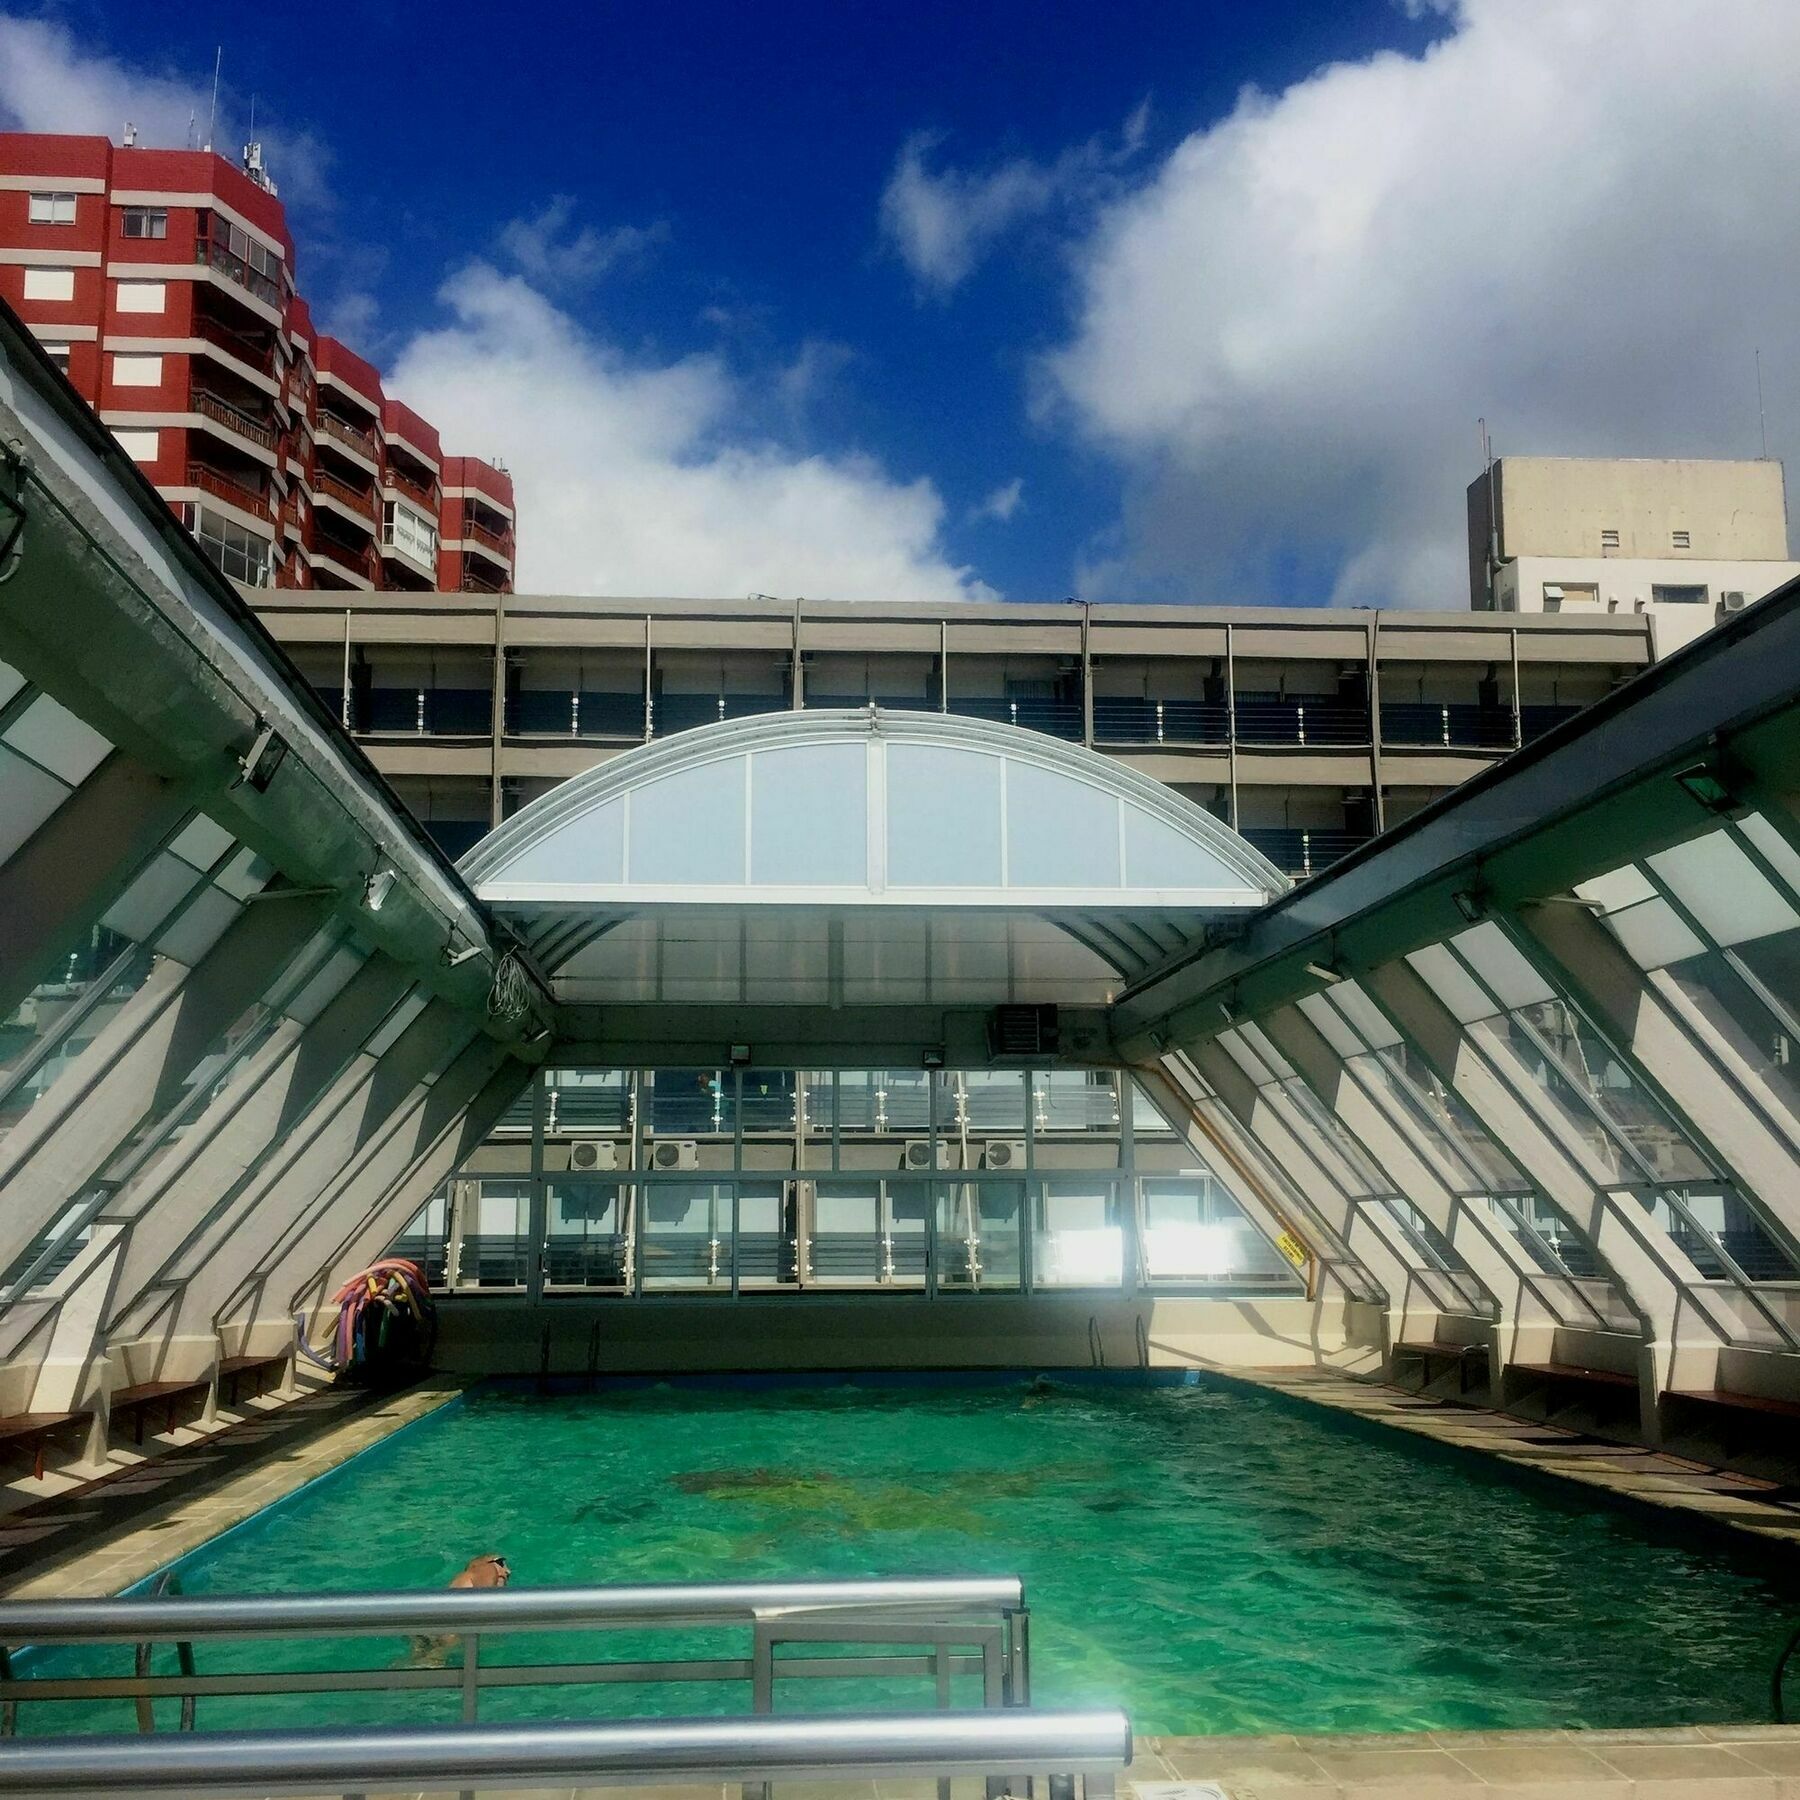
[1093,697,1229,746]
[460,516,514,567]
[945,696,1084,743]
[312,538,378,589]
[191,313,275,379]
[509,690,646,738]
[1233,697,1370,748]
[1377,701,1517,750]
[183,463,272,525]
[364,686,495,736]
[1238,826,1371,882]
[193,236,282,312]
[458,569,507,594]
[191,386,278,454]
[314,471,378,535]
[651,692,789,735]
[318,410,381,472]
[384,466,438,513]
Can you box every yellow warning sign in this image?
[1276,1230,1309,1269]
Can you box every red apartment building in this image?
[0,131,515,596]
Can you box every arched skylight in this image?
[467,709,1285,909]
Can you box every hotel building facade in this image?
[0,131,515,597]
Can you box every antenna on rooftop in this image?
[186,108,196,150]
[1756,347,1769,461]
[1479,417,1500,612]
[205,45,222,152]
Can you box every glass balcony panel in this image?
[1033,1178,1123,1287]
[640,1181,727,1289]
[385,1191,449,1289]
[648,1070,727,1137]
[458,1180,530,1289]
[732,1183,793,1288]
[1138,1175,1300,1286]
[809,1181,884,1285]
[934,1179,1024,1292]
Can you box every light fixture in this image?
[1451,888,1486,924]
[728,1043,752,1067]
[1304,961,1342,984]
[921,1046,946,1069]
[1674,762,1738,816]
[234,719,288,792]
[363,868,398,913]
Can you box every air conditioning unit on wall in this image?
[983,1139,1027,1172]
[651,1139,699,1171]
[1721,591,1749,613]
[902,1139,958,1171]
[569,1140,621,1172]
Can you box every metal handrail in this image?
[0,1576,1031,1736]
[0,1575,1021,1643]
[0,1706,1131,1797]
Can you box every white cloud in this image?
[970,477,1025,524]
[880,106,1149,294]
[389,265,992,601]
[0,15,200,143]
[1048,0,1800,607]
[498,196,670,288]
[0,13,334,215]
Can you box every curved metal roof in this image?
[465,709,1287,1006]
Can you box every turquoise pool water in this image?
[23,1373,1800,1737]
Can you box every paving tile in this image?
[1443,1742,1623,1782]
[1734,1743,1800,1775]
[1307,1748,1481,1786]
[1161,1749,1329,1784]
[1593,1742,1762,1779]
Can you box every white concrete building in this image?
[1468,455,1800,653]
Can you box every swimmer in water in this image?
[408,1554,512,1664]
[450,1553,511,1589]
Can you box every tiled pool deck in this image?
[11,1365,1800,1799]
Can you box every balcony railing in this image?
[366,685,494,735]
[1519,702,1587,744]
[194,237,281,309]
[511,689,646,738]
[945,696,1084,742]
[192,313,274,374]
[1093,697,1229,745]
[459,570,507,593]
[191,386,277,451]
[184,462,272,523]
[385,466,437,511]
[1233,696,1370,747]
[314,470,377,524]
[652,692,788,735]
[1238,826,1370,881]
[1379,701,1517,750]
[463,516,514,558]
[318,410,379,462]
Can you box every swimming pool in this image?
[24,1372,1800,1737]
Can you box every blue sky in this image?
[3,2,1797,605]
